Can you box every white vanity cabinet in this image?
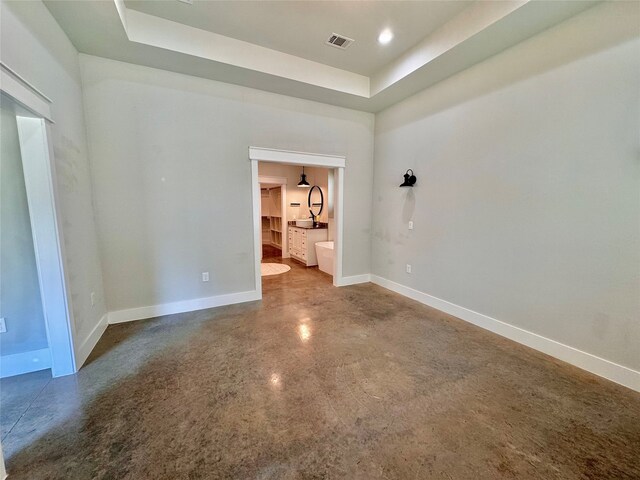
[288,226,328,266]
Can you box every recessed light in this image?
[378,29,393,45]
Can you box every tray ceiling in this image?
[43,0,598,112]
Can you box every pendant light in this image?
[297,166,310,187]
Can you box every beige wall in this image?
[80,55,374,312]
[372,2,640,370]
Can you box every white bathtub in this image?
[315,241,334,276]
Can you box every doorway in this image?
[249,147,346,299]
[259,177,287,261]
[1,99,50,377]
[0,67,75,378]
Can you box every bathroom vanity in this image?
[288,225,328,266]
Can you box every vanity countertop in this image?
[288,222,328,230]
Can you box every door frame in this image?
[1,62,76,377]
[249,147,346,296]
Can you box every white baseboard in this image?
[0,348,51,378]
[335,273,371,286]
[370,275,640,392]
[72,290,260,369]
[75,313,108,369]
[108,290,261,324]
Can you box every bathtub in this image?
[315,241,334,276]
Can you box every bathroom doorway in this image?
[249,147,346,299]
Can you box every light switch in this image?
[408,221,414,230]
[202,272,210,282]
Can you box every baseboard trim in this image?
[0,348,51,378]
[75,313,109,369]
[335,273,371,286]
[370,275,640,392]
[108,290,261,325]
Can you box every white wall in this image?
[372,2,640,372]
[80,55,374,313]
[0,105,48,356]
[0,1,107,360]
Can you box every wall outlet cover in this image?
[202,272,210,282]
[409,221,414,230]
[0,318,6,333]
[406,264,412,274]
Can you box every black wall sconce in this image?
[400,169,416,187]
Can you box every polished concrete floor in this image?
[2,258,640,479]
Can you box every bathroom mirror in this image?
[308,185,324,220]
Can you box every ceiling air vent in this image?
[326,33,354,50]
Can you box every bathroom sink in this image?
[296,219,313,227]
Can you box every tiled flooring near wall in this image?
[1,262,639,479]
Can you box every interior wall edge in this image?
[370,275,640,393]
[74,313,108,370]
[78,55,110,322]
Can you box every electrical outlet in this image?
[406,264,412,274]
[0,318,6,333]
[408,221,414,230]
[202,272,209,282]
[91,292,96,306]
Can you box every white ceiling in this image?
[43,0,598,112]
[123,0,472,76]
